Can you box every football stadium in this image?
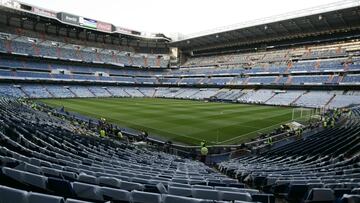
[0,0,360,202]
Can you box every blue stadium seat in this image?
[100,187,130,202]
[130,190,162,203]
[28,192,64,203]
[0,185,27,203]
[305,188,335,203]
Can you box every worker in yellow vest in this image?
[200,145,208,163]
[100,129,106,138]
[117,131,123,140]
[323,121,327,128]
[331,119,335,128]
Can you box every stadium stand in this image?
[0,97,359,203]
[1,0,360,202]
[218,108,360,203]
[0,32,170,68]
[0,97,280,203]
[1,38,360,108]
[2,83,360,108]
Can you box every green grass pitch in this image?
[39,97,296,146]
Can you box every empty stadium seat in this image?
[305,188,335,203]
[162,194,204,203]
[2,167,47,190]
[168,186,192,197]
[192,188,221,200]
[98,176,121,188]
[220,191,252,201]
[46,177,74,197]
[119,180,144,191]
[28,192,64,203]
[65,199,94,203]
[286,184,309,202]
[341,194,360,203]
[352,188,360,194]
[72,182,103,201]
[0,185,27,203]
[252,194,275,203]
[130,190,162,203]
[100,187,130,202]
[78,174,97,185]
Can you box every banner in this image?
[116,26,133,35]
[80,17,97,29]
[131,30,141,35]
[60,12,79,25]
[97,21,112,32]
[32,7,56,18]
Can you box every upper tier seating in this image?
[182,41,360,68]
[0,32,169,68]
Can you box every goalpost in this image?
[292,107,319,122]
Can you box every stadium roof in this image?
[171,0,360,51]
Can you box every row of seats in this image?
[0,185,88,203]
[2,54,360,79]
[3,68,360,85]
[182,40,359,67]
[1,84,360,108]
[0,33,169,68]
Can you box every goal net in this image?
[292,107,319,122]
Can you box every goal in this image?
[291,107,319,122]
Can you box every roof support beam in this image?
[244,28,258,40]
[335,12,349,28]
[290,20,304,32]
[236,31,252,43]
[321,16,334,30]
[223,32,239,44]
[306,18,317,33]
[277,23,291,36]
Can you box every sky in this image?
[20,0,341,36]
